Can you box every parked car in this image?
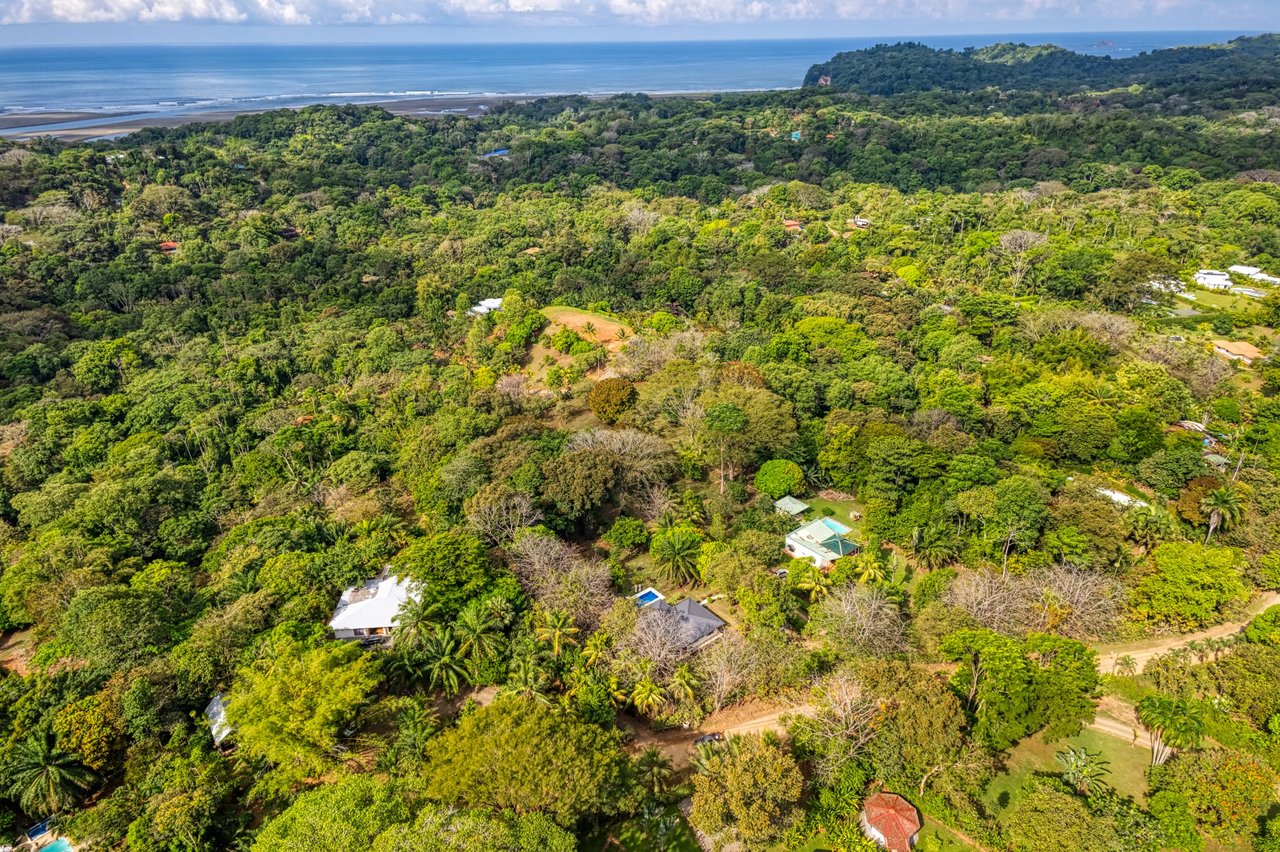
[694,732,724,747]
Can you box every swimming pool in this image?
[633,587,665,607]
[44,840,74,852]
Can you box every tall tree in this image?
[1138,696,1205,766]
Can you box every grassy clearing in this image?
[541,305,634,352]
[985,727,1150,814]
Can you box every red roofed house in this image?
[861,792,921,852]
[158,241,180,254]
[783,219,803,234]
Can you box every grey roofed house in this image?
[650,598,726,646]
[773,495,810,517]
[205,694,232,747]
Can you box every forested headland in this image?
[1,33,1280,852]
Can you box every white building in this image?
[1097,488,1149,509]
[467,297,503,316]
[1193,270,1232,290]
[773,495,810,518]
[205,694,232,747]
[1228,264,1280,286]
[786,517,859,568]
[329,572,414,642]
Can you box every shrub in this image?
[753,459,806,499]
[587,378,637,424]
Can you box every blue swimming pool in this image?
[44,840,74,852]
[635,588,664,607]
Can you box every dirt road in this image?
[1093,591,1280,674]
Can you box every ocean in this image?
[0,31,1259,116]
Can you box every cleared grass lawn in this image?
[985,727,1150,814]
[540,305,634,352]
[583,806,700,852]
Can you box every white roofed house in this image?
[329,571,414,645]
[1193,270,1232,290]
[786,517,860,568]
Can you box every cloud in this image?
[0,0,1264,26]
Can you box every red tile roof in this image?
[862,792,921,852]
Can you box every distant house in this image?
[1175,419,1207,433]
[480,148,510,159]
[773,495,810,518]
[1229,264,1280,285]
[783,219,803,233]
[158,240,180,254]
[467,297,503,316]
[647,598,725,649]
[786,517,859,568]
[1097,487,1148,509]
[1213,339,1264,365]
[205,694,232,748]
[329,572,414,643]
[848,216,872,229]
[861,792,921,852]
[1193,270,1232,290]
[817,75,832,86]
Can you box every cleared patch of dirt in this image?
[541,306,634,353]
[0,629,34,676]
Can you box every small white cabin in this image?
[329,573,414,643]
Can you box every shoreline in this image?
[0,89,770,142]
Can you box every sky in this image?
[0,0,1274,41]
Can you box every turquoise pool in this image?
[634,588,664,607]
[44,840,74,852]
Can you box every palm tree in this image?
[1126,504,1180,553]
[501,654,552,705]
[912,526,958,571]
[631,677,667,717]
[454,603,501,662]
[795,566,833,603]
[7,733,94,817]
[1201,485,1244,543]
[635,747,675,797]
[582,321,597,339]
[582,632,611,667]
[851,553,888,586]
[535,609,580,658]
[1056,747,1110,795]
[392,588,440,652]
[652,526,702,586]
[1113,655,1138,677]
[1137,696,1205,766]
[421,628,469,698]
[670,663,699,705]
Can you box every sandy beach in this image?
[0,111,130,130]
[0,94,531,141]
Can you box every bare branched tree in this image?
[621,606,697,678]
[568,428,676,495]
[799,672,884,782]
[695,632,753,712]
[809,585,907,656]
[945,567,1121,640]
[466,486,543,545]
